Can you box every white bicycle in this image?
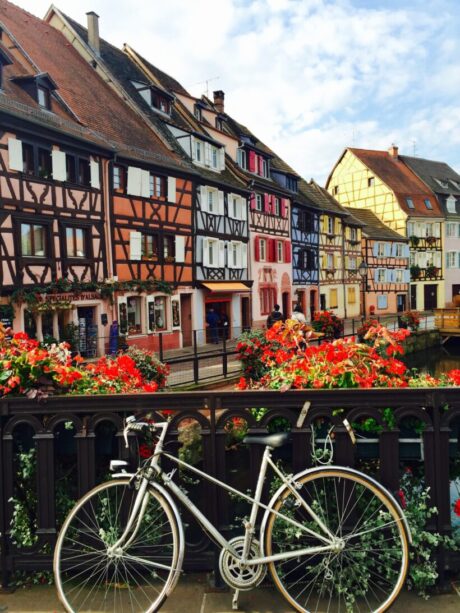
[54,403,411,612]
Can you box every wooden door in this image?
[180,294,192,347]
[424,284,438,310]
[241,296,250,331]
[410,285,417,310]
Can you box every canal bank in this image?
[404,337,460,376]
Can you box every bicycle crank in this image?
[219,537,266,591]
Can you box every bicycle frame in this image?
[111,420,340,567]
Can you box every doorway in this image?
[397,294,406,312]
[241,296,251,332]
[205,299,231,343]
[320,293,326,311]
[77,306,97,358]
[309,289,317,320]
[282,292,290,320]
[410,285,417,310]
[180,294,192,347]
[452,284,460,303]
[424,284,438,310]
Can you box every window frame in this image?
[405,197,415,209]
[126,295,143,335]
[255,194,263,211]
[149,173,166,199]
[237,148,247,169]
[424,198,433,210]
[142,233,160,259]
[327,217,334,234]
[367,177,375,187]
[276,240,284,263]
[65,226,88,259]
[274,197,281,216]
[37,85,51,110]
[113,164,127,193]
[259,238,267,262]
[20,222,48,258]
[163,234,176,261]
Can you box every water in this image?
[403,338,460,376]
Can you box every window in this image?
[350,227,357,241]
[277,240,284,263]
[405,197,415,209]
[37,85,50,109]
[154,297,167,330]
[434,178,448,189]
[195,140,202,162]
[347,287,356,304]
[447,252,458,268]
[142,234,159,258]
[163,235,175,260]
[329,289,338,309]
[255,194,263,211]
[207,189,216,213]
[230,195,244,219]
[377,295,388,309]
[262,159,268,178]
[367,177,375,187]
[394,243,404,257]
[446,196,457,214]
[286,176,298,192]
[259,238,267,262]
[260,287,276,315]
[377,242,385,257]
[376,269,386,283]
[326,253,334,269]
[127,296,142,335]
[327,217,334,234]
[298,211,312,232]
[151,92,170,114]
[194,105,202,121]
[22,143,52,179]
[274,198,281,216]
[149,174,166,198]
[394,269,404,283]
[237,148,247,169]
[66,227,86,258]
[78,158,90,186]
[348,256,357,270]
[230,242,239,268]
[447,222,458,238]
[38,148,52,179]
[21,223,46,257]
[211,147,218,169]
[332,186,339,196]
[299,249,314,270]
[425,223,433,237]
[113,165,126,192]
[407,221,415,235]
[424,198,433,210]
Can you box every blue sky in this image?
[17,0,460,183]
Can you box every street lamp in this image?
[358,260,368,318]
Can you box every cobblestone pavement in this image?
[1,574,459,612]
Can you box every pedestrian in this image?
[267,304,284,328]
[290,304,307,324]
[206,307,220,344]
[109,319,119,355]
[220,310,230,340]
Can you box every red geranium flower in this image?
[454,498,460,517]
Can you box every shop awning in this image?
[201,282,251,293]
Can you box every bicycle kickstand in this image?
[232,588,240,610]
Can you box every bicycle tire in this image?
[54,479,182,613]
[264,467,410,613]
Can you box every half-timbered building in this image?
[45,8,251,341]
[1,0,194,352]
[346,209,410,316]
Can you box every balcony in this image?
[410,265,443,281]
[409,236,441,250]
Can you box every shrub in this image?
[400,310,421,331]
[311,310,343,339]
[236,327,279,382]
[125,346,169,389]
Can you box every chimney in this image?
[388,144,399,158]
[213,90,225,114]
[86,11,100,56]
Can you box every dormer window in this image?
[0,45,13,90]
[194,105,202,121]
[237,148,247,169]
[131,80,173,115]
[215,117,223,131]
[446,195,456,213]
[37,85,50,109]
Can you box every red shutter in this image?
[254,236,260,261]
[248,150,256,172]
[270,195,275,213]
[250,192,256,209]
[258,155,263,176]
[264,193,271,213]
[280,198,287,217]
[284,241,291,263]
[268,238,276,262]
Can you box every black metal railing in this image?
[1,388,459,587]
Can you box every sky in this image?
[15,0,460,184]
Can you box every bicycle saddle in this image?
[242,432,290,448]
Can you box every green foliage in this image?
[124,346,170,388]
[236,328,280,382]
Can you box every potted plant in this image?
[410,264,421,280]
[409,235,420,247]
[426,236,437,246]
[426,264,438,279]
[399,310,420,332]
[312,310,344,339]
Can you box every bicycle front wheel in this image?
[54,479,182,613]
[265,467,409,613]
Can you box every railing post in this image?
[222,334,227,378]
[193,330,199,384]
[158,332,164,363]
[379,429,399,492]
[0,412,10,588]
[351,318,355,337]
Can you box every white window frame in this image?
[394,269,404,283]
[377,268,386,283]
[255,194,263,211]
[274,197,281,216]
[446,195,456,214]
[348,256,357,270]
[326,253,334,269]
[259,238,267,262]
[237,148,247,169]
[276,240,283,263]
[447,222,457,238]
[377,242,385,257]
[446,251,457,268]
[394,243,404,257]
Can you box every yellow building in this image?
[326,146,445,311]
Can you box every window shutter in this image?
[254,236,260,261]
[241,196,247,221]
[140,170,150,198]
[434,223,440,238]
[218,240,226,267]
[258,155,264,176]
[280,198,287,218]
[373,243,379,257]
[248,150,256,172]
[8,138,23,171]
[167,177,176,203]
[218,147,225,170]
[52,150,66,181]
[268,238,276,262]
[386,269,393,282]
[202,238,209,267]
[175,235,185,263]
[264,194,271,213]
[403,269,410,283]
[146,295,155,333]
[345,226,350,240]
[129,231,142,261]
[127,166,142,196]
[403,244,410,258]
[335,254,342,269]
[242,242,248,268]
[321,254,326,269]
[384,242,391,257]
[205,143,212,167]
[374,269,380,283]
[345,256,349,269]
[284,241,291,263]
[218,191,225,215]
[250,193,257,210]
[200,186,207,212]
[90,159,100,189]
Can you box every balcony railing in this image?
[410,266,443,281]
[409,236,442,250]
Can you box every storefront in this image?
[197,282,251,345]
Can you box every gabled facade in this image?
[46,9,251,340]
[400,155,460,305]
[327,146,445,311]
[346,209,410,315]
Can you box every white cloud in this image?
[15,0,460,181]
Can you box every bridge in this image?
[434,308,460,343]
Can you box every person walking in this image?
[109,320,119,355]
[206,307,220,344]
[220,310,230,340]
[291,304,307,324]
[267,304,284,328]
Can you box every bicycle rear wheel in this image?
[54,479,182,613]
[264,467,409,613]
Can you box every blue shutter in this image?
[373,243,379,257]
[374,269,380,283]
[384,243,391,257]
[403,244,410,258]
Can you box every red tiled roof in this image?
[0,0,180,167]
[349,148,443,218]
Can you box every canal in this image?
[404,338,460,376]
